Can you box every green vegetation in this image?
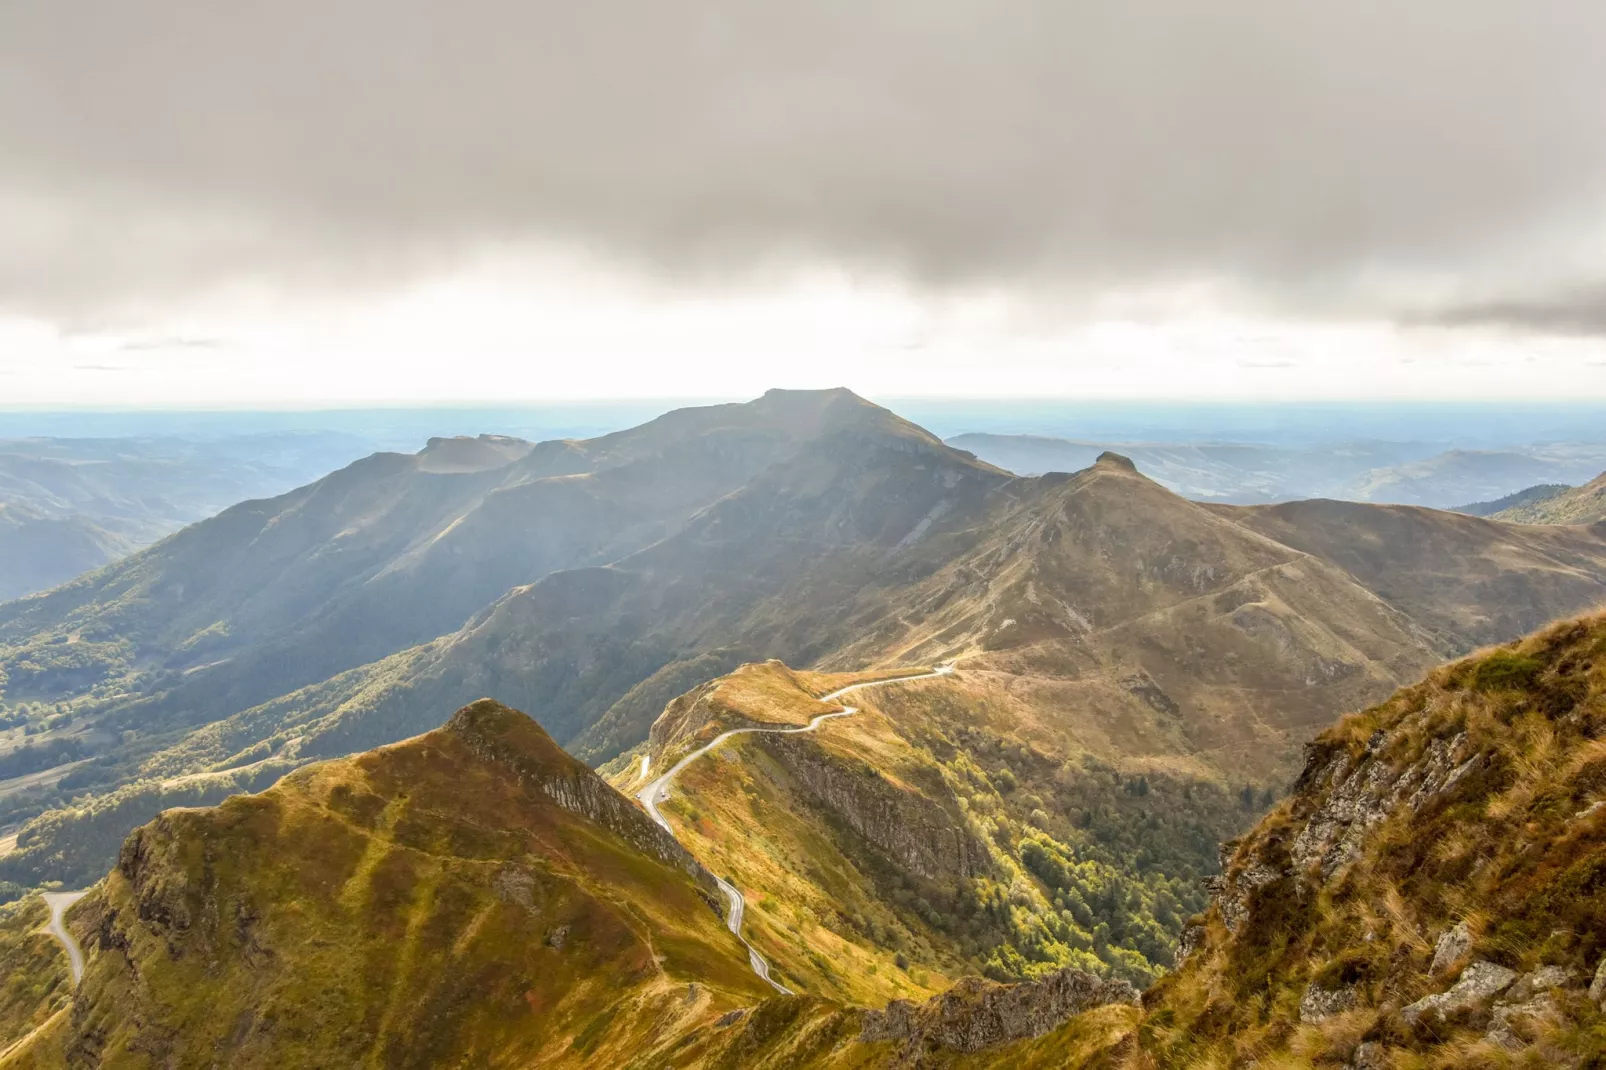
[8,391,1606,906]
[1492,470,1606,525]
[2,701,772,1069]
[1469,649,1545,692]
[915,727,1250,988]
[0,739,86,782]
[1131,611,1606,1069]
[0,897,71,1053]
[626,661,1262,1004]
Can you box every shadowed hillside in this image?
[6,395,1606,894]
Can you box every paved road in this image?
[638,665,955,994]
[41,891,88,986]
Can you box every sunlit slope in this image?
[1133,612,1606,1069]
[0,897,71,1057]
[1493,470,1606,525]
[1,700,772,1069]
[9,402,1606,897]
[614,660,1262,999]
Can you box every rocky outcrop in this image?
[1290,729,1482,879]
[758,731,989,880]
[1483,967,1572,1048]
[1429,919,1473,973]
[1298,981,1358,1023]
[1400,961,1516,1027]
[859,965,1138,1060]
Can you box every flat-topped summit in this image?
[416,433,534,473]
[1094,449,1139,471]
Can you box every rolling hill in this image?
[1492,471,1606,525]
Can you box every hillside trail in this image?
[637,665,954,994]
[41,890,88,985]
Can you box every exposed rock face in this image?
[1505,964,1573,1002]
[1205,857,1283,935]
[1400,961,1516,1027]
[759,731,990,880]
[1298,981,1358,1023]
[1290,729,1481,879]
[1592,954,1606,1006]
[1429,920,1473,974]
[1486,993,1560,1048]
[1483,965,1576,1047]
[860,965,1138,1059]
[1349,1041,1386,1069]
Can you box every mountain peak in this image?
[760,385,862,402]
[444,696,563,749]
[1094,450,1139,472]
[415,433,534,473]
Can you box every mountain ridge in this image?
[7,392,1606,894]
[1492,470,1606,525]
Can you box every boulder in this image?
[1428,920,1472,974]
[1400,961,1515,1027]
[1299,981,1358,1024]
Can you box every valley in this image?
[0,390,1604,1067]
[6,391,1606,904]
[2,612,1602,1067]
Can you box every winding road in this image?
[637,665,954,994]
[41,891,88,986]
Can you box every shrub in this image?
[1471,652,1543,693]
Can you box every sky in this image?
[3,1,1606,405]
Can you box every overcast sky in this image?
[4,0,1605,405]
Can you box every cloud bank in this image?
[3,0,1605,329]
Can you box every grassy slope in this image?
[0,898,70,1058]
[1493,472,1606,525]
[615,664,968,1004]
[683,611,1606,1068]
[1129,613,1606,1069]
[2,701,772,1069]
[616,661,1260,999]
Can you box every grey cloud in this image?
[1407,290,1606,338]
[3,0,1605,319]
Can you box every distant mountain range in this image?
[6,390,1606,897]
[949,432,1606,508]
[0,433,375,600]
